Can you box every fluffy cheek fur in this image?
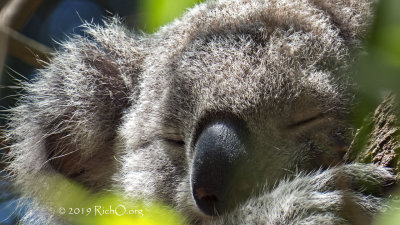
[115,106,188,201]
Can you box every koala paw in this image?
[216,163,396,225]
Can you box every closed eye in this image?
[160,126,185,146]
[162,132,186,146]
[164,138,186,146]
[287,113,324,129]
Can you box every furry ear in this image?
[7,18,147,189]
[309,0,376,41]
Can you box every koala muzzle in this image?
[191,119,250,216]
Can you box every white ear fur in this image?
[309,0,375,40]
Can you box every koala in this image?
[5,0,396,224]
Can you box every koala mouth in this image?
[191,119,249,216]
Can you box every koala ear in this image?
[7,18,147,189]
[309,0,376,41]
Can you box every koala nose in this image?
[191,119,249,216]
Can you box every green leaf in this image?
[139,0,203,33]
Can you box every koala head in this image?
[6,0,376,224]
[115,0,373,219]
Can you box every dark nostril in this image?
[195,187,218,202]
[193,187,219,215]
[191,119,249,216]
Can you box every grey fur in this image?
[5,0,395,224]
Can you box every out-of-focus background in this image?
[0,0,201,224]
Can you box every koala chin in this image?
[6,0,395,224]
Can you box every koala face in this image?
[114,1,370,219]
[118,27,353,217]
[7,0,387,224]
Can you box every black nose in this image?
[191,119,249,216]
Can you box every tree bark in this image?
[345,94,400,172]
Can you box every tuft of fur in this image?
[215,164,394,225]
[5,0,393,224]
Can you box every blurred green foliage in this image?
[39,175,186,225]
[360,0,400,224]
[353,0,400,126]
[139,0,203,33]
[375,197,400,225]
